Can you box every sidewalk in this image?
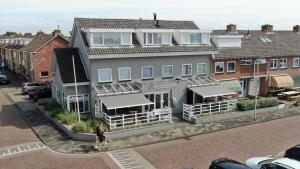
[4,89,300,154]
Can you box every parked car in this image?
[245,157,300,169]
[28,86,52,99]
[22,82,43,94]
[0,75,9,84]
[284,144,300,161]
[209,158,251,169]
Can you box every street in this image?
[0,82,300,169]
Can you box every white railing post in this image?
[209,102,212,116]
[147,112,150,123]
[200,104,202,114]
[159,112,161,121]
[169,109,172,122]
[227,100,230,111]
[135,113,138,125]
[122,114,125,127]
[109,116,112,130]
[219,102,221,112]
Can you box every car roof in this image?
[217,163,251,169]
[272,158,300,168]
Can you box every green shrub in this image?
[72,121,88,133]
[53,111,76,125]
[44,101,61,111]
[237,97,279,111]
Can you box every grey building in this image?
[53,16,236,129]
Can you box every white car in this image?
[245,157,300,169]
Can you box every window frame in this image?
[97,68,112,83]
[143,33,163,45]
[215,62,224,73]
[40,71,49,77]
[182,64,193,76]
[181,33,202,44]
[118,67,131,81]
[162,65,174,78]
[227,61,236,73]
[91,32,132,46]
[270,59,278,69]
[197,63,207,75]
[293,57,300,68]
[279,58,288,69]
[142,66,154,79]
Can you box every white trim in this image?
[215,62,224,73]
[293,57,300,68]
[162,65,173,78]
[227,61,236,72]
[82,28,135,33]
[91,32,133,47]
[197,63,207,75]
[97,68,113,83]
[88,51,217,59]
[211,35,244,38]
[62,82,90,87]
[182,64,193,76]
[142,66,154,79]
[270,59,278,69]
[106,102,155,110]
[279,58,288,69]
[118,67,132,81]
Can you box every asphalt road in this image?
[135,115,300,169]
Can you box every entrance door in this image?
[145,92,170,109]
[240,79,246,98]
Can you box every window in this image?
[227,61,236,72]
[181,33,201,44]
[142,66,153,79]
[103,32,121,45]
[98,68,112,82]
[293,58,300,68]
[279,58,287,68]
[182,64,192,76]
[93,33,103,44]
[144,33,163,45]
[270,59,278,69]
[240,59,253,65]
[215,62,224,73]
[197,63,206,75]
[67,95,89,113]
[162,65,173,78]
[201,33,210,43]
[92,32,132,46]
[118,67,131,81]
[40,71,49,77]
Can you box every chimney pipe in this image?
[293,25,300,33]
[261,24,273,33]
[226,24,237,33]
[153,13,157,21]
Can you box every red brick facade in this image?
[33,36,69,82]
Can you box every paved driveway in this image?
[135,115,300,169]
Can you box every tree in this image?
[5,32,17,36]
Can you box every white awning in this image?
[100,93,154,110]
[189,85,236,98]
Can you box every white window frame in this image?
[227,61,236,72]
[118,67,131,81]
[240,59,253,65]
[91,32,132,46]
[162,65,173,78]
[97,68,112,83]
[181,33,201,45]
[142,66,154,79]
[197,63,207,75]
[293,58,300,68]
[182,64,193,76]
[215,62,224,73]
[279,58,287,69]
[270,59,278,69]
[67,94,90,113]
[143,33,163,45]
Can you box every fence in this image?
[98,108,172,130]
[183,100,237,122]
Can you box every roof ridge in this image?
[74,17,195,23]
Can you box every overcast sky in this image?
[1,0,300,35]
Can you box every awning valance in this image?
[271,75,294,88]
[99,93,154,110]
[293,76,300,88]
[188,85,236,98]
[220,80,242,92]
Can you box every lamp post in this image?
[72,55,80,122]
[253,58,260,123]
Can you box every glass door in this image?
[239,80,244,97]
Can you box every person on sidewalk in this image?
[95,122,107,150]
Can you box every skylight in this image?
[260,37,272,43]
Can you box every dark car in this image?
[284,144,300,161]
[28,87,52,99]
[0,75,9,85]
[209,158,251,169]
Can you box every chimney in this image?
[293,25,300,33]
[52,29,61,36]
[153,13,157,21]
[261,24,273,33]
[227,24,237,33]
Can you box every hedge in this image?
[237,97,279,111]
[53,111,76,125]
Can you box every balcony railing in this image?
[98,108,172,130]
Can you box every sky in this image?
[1,0,300,35]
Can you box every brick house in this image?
[211,24,300,99]
[19,30,69,82]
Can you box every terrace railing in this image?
[98,108,172,130]
[183,100,237,122]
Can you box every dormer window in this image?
[90,32,132,47]
[143,32,172,45]
[181,33,201,44]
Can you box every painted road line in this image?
[0,141,46,158]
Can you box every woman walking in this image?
[96,122,107,150]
